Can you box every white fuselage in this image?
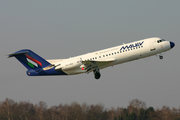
[48,37,172,75]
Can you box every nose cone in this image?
[170,42,175,49]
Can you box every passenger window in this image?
[112,53,113,55]
[114,52,116,54]
[109,54,111,56]
[95,57,97,59]
[117,51,119,54]
[103,55,105,57]
[99,56,101,58]
[106,54,108,56]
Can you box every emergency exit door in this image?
[149,42,156,51]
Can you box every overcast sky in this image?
[1,1,179,109]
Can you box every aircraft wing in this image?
[81,59,115,73]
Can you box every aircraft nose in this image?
[170,41,175,49]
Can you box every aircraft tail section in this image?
[8,49,51,71]
[8,49,67,76]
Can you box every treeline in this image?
[0,98,180,120]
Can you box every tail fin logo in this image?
[26,55,42,68]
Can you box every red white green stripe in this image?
[26,55,42,68]
[27,58,38,68]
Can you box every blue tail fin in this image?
[8,49,51,71]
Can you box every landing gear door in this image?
[149,42,156,51]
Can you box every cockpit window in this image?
[157,40,162,43]
[157,39,165,43]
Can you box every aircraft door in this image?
[149,42,156,51]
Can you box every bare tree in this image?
[128,99,146,115]
[34,101,47,120]
[1,98,17,120]
[17,101,35,120]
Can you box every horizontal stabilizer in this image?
[8,51,28,58]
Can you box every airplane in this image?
[8,37,175,79]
